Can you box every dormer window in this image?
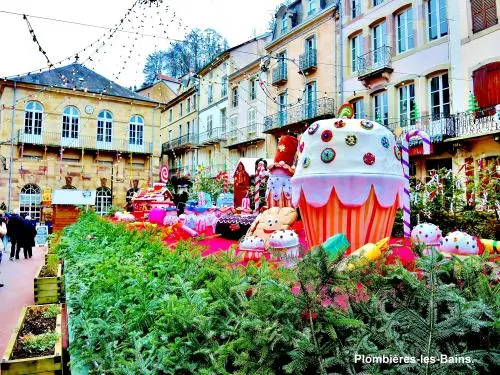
[281,14,288,34]
[308,0,316,15]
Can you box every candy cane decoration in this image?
[401,130,431,237]
[223,172,229,193]
[255,161,265,212]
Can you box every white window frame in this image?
[429,73,450,118]
[95,187,112,216]
[129,115,144,151]
[19,183,41,221]
[427,0,448,41]
[97,110,113,149]
[208,84,214,104]
[397,8,414,53]
[249,78,257,101]
[221,76,228,97]
[232,87,239,108]
[399,83,415,126]
[351,34,363,73]
[207,115,213,136]
[373,91,389,126]
[220,108,227,132]
[352,99,365,119]
[352,0,361,18]
[308,0,316,15]
[248,107,256,132]
[62,106,80,145]
[281,14,288,34]
[24,101,43,144]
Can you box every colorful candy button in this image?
[308,123,319,135]
[381,136,389,148]
[345,134,357,146]
[303,156,311,168]
[363,152,376,165]
[394,145,402,160]
[334,119,346,128]
[299,142,304,153]
[360,120,374,130]
[321,148,336,163]
[321,130,333,142]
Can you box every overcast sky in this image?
[0,0,283,88]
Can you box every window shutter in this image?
[471,0,498,33]
[472,65,488,107]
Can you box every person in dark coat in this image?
[7,209,24,260]
[22,216,36,259]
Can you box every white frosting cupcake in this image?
[411,223,442,246]
[268,230,299,249]
[440,231,479,255]
[239,236,265,251]
[292,118,404,208]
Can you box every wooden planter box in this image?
[34,264,63,305]
[1,305,63,375]
[44,253,58,265]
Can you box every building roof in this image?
[157,74,179,83]
[11,63,158,103]
[196,33,271,77]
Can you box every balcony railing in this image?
[384,106,499,144]
[169,163,230,178]
[357,46,393,79]
[169,164,197,177]
[17,130,153,153]
[162,133,199,154]
[199,127,226,145]
[299,49,317,74]
[272,63,288,86]
[264,98,336,132]
[225,123,265,148]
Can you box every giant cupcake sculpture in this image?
[291,117,405,252]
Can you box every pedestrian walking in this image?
[22,215,36,259]
[0,213,6,288]
[6,209,25,260]
[0,210,8,251]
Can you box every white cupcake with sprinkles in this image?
[292,117,405,252]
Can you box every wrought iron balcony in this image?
[225,123,265,148]
[272,63,288,86]
[263,98,335,133]
[168,164,197,177]
[199,127,226,145]
[357,46,393,80]
[162,133,199,154]
[17,130,153,154]
[385,106,499,144]
[299,49,317,74]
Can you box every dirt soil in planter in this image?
[39,264,58,277]
[10,307,57,360]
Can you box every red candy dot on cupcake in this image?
[363,153,376,165]
[334,119,346,128]
[299,142,304,153]
[321,130,333,142]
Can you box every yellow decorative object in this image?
[346,242,384,270]
[480,239,499,254]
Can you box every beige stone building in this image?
[340,0,499,186]
[159,73,199,177]
[0,64,164,219]
[263,0,338,153]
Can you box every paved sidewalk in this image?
[0,246,46,360]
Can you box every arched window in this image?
[62,106,80,140]
[129,115,144,151]
[24,102,43,140]
[19,184,41,220]
[95,187,112,216]
[97,110,113,148]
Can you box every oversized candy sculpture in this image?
[266,136,298,208]
[440,231,480,255]
[411,223,442,254]
[292,118,405,252]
